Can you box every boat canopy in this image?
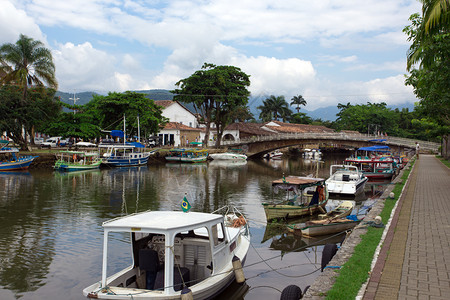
[126,141,145,148]
[357,145,390,152]
[272,176,325,195]
[111,130,124,138]
[102,211,223,232]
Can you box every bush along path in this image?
[303,157,416,299]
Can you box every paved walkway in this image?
[363,155,450,300]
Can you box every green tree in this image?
[290,112,312,124]
[0,34,58,146]
[290,95,307,113]
[173,63,250,147]
[404,9,450,142]
[0,85,61,149]
[40,104,101,140]
[257,95,292,122]
[335,102,398,134]
[85,91,166,139]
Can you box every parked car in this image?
[40,137,68,148]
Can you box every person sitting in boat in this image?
[309,185,325,206]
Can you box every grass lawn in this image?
[436,155,450,168]
[325,160,414,299]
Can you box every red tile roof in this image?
[162,122,202,131]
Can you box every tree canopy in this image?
[257,95,292,122]
[0,85,61,149]
[84,91,167,139]
[172,63,250,147]
[404,4,450,141]
[0,34,57,98]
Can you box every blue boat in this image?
[99,142,151,167]
[0,140,38,171]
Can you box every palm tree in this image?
[405,0,450,70]
[0,34,57,98]
[423,0,450,34]
[257,95,292,122]
[290,95,307,113]
[0,34,58,145]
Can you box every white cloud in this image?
[2,0,420,109]
[0,0,45,44]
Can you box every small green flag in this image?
[181,196,191,212]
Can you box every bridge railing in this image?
[221,132,440,152]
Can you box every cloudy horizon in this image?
[1,0,422,110]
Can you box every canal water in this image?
[0,153,387,299]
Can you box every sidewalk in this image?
[363,155,450,299]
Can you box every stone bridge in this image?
[220,132,440,158]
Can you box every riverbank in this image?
[24,147,228,170]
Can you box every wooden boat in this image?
[345,146,396,180]
[99,142,151,167]
[54,150,102,172]
[0,140,38,171]
[165,148,208,163]
[262,176,328,220]
[317,200,354,220]
[289,218,361,237]
[325,165,368,195]
[83,207,250,299]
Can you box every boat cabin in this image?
[93,211,241,297]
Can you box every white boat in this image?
[264,150,283,160]
[209,152,247,160]
[83,207,250,299]
[325,165,368,196]
[303,148,322,159]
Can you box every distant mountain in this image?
[56,91,99,106]
[56,89,416,122]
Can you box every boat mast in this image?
[137,114,140,143]
[123,114,126,145]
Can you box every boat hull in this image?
[209,153,247,160]
[102,155,150,167]
[0,156,37,171]
[326,177,368,195]
[298,220,360,237]
[54,161,102,172]
[262,201,327,220]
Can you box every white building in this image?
[155,100,198,128]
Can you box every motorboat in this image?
[303,148,322,159]
[83,207,250,299]
[264,150,283,160]
[325,165,368,195]
[262,176,328,220]
[209,152,247,161]
[54,150,102,172]
[0,140,38,171]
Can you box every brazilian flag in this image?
[181,196,191,212]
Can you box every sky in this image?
[1,0,423,110]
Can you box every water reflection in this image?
[0,152,388,299]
